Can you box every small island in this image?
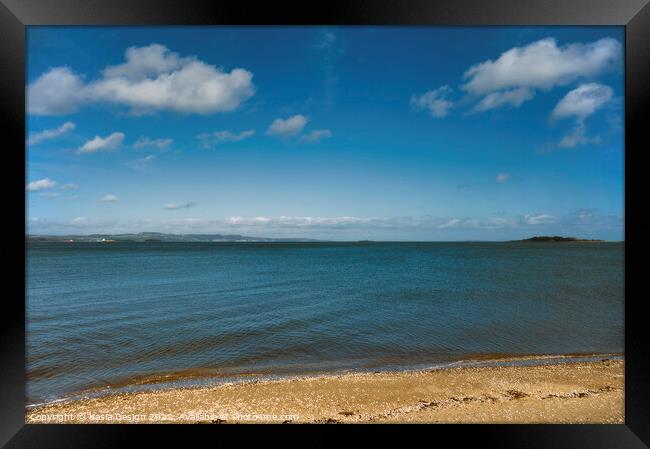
[510,236,605,243]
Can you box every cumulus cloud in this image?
[27,122,75,145]
[70,216,88,225]
[27,67,87,115]
[300,129,332,143]
[78,132,124,154]
[164,202,196,210]
[551,83,613,120]
[496,173,510,183]
[100,194,119,203]
[267,115,309,137]
[133,137,173,150]
[462,37,620,113]
[27,44,255,115]
[196,129,255,148]
[473,88,534,112]
[410,86,453,118]
[552,83,613,148]
[463,38,621,95]
[102,44,189,80]
[267,115,332,143]
[26,178,56,191]
[90,61,254,115]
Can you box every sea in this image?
[26,241,624,406]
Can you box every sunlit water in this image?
[26,241,624,405]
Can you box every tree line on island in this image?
[509,236,605,242]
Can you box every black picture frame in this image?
[1,0,648,447]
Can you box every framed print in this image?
[1,0,649,447]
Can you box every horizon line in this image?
[26,233,622,243]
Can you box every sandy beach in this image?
[26,357,624,424]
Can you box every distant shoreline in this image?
[26,235,622,244]
[508,236,606,243]
[26,354,624,424]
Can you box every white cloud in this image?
[27,122,75,145]
[125,154,157,170]
[437,218,462,229]
[565,208,622,230]
[267,115,308,137]
[133,137,173,150]
[551,83,613,120]
[78,132,124,154]
[463,38,621,95]
[196,129,255,148]
[90,61,254,115]
[300,129,332,143]
[216,215,526,231]
[522,213,557,225]
[552,83,612,148]
[100,194,119,203]
[557,123,591,148]
[213,130,255,142]
[27,44,255,115]
[26,178,56,191]
[28,210,622,239]
[410,86,453,118]
[267,116,332,143]
[473,88,534,112]
[27,67,87,115]
[313,29,344,105]
[165,202,196,210]
[496,173,510,183]
[102,44,189,80]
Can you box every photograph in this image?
[24,25,625,424]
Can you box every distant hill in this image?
[26,232,321,243]
[510,236,605,243]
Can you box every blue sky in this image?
[26,26,624,240]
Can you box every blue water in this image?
[26,241,624,405]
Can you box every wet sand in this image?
[26,357,624,424]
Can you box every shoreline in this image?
[27,353,622,409]
[26,355,624,424]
